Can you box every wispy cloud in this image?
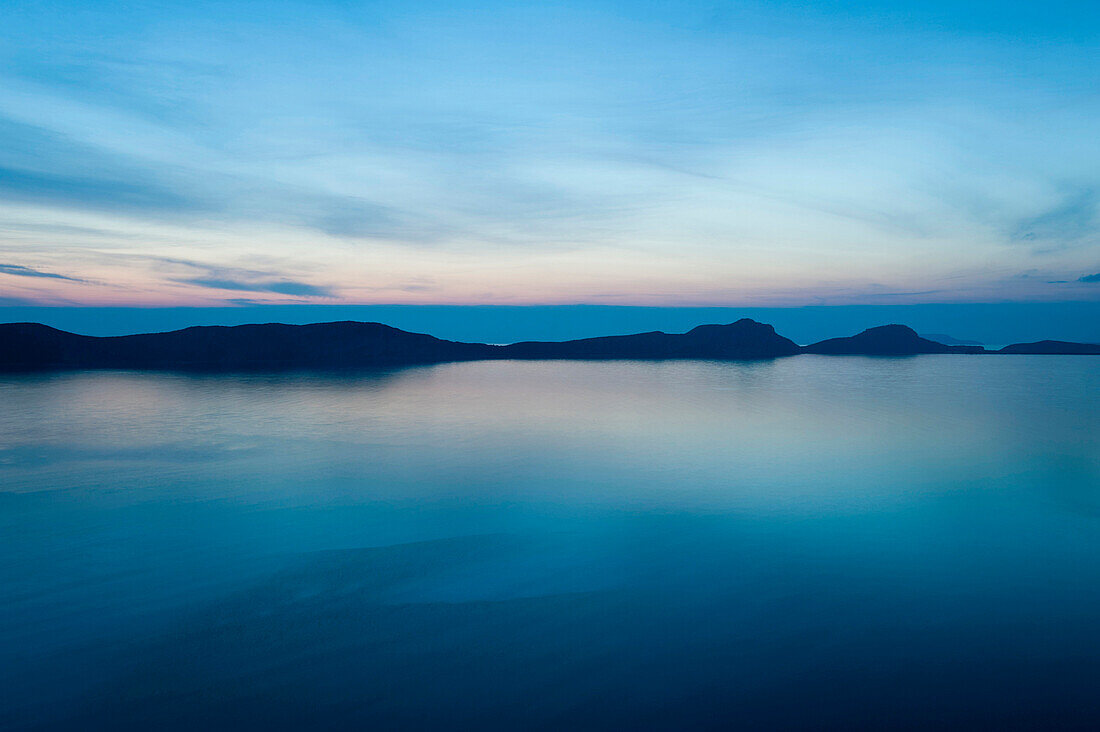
[0,166,201,214]
[0,295,38,305]
[1012,187,1099,251]
[0,118,210,216]
[0,221,144,239]
[176,277,333,298]
[85,255,340,300]
[0,262,83,281]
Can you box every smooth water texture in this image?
[2,356,1099,729]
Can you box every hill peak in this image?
[804,323,962,355]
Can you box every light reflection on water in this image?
[1,356,1099,729]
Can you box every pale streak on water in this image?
[1,356,1099,729]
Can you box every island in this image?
[1,319,1097,371]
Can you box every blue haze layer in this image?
[2,302,1099,345]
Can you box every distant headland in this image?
[1,319,1098,372]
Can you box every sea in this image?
[2,355,1099,729]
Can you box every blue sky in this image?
[1,0,1099,308]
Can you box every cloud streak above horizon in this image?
[177,278,333,298]
[1,0,1098,307]
[0,263,83,282]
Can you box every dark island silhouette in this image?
[997,340,1100,355]
[0,321,494,371]
[502,319,801,360]
[802,324,985,355]
[1,319,1097,371]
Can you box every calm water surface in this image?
[2,356,1099,729]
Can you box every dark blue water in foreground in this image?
[2,356,1099,730]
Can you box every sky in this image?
[1,0,1099,315]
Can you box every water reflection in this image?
[1,357,1099,728]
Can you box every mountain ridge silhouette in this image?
[1,319,1095,371]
